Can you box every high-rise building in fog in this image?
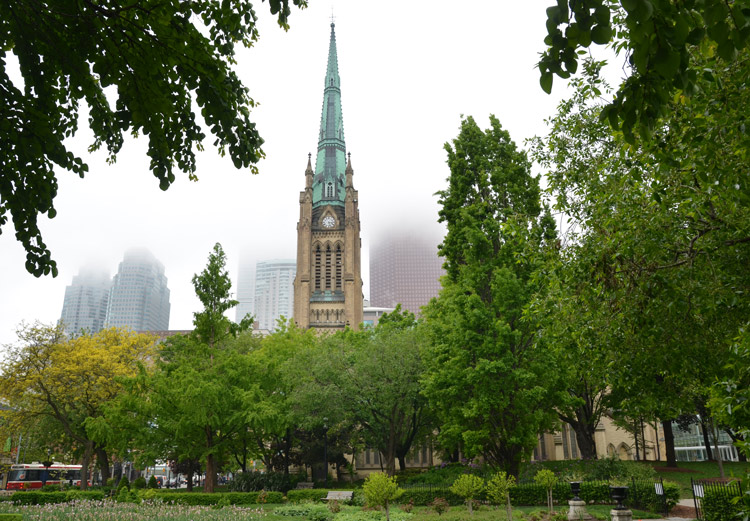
[60,267,112,337]
[105,248,171,331]
[254,259,295,331]
[235,254,255,324]
[369,233,444,316]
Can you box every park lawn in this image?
[650,461,749,498]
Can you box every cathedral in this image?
[293,22,363,331]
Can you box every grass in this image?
[649,461,749,498]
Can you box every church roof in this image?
[312,22,347,208]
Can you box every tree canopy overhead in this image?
[538,0,750,141]
[0,0,305,277]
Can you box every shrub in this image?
[117,476,130,491]
[363,472,403,521]
[701,488,743,521]
[147,475,159,489]
[450,474,485,514]
[132,476,147,489]
[148,491,284,506]
[328,499,342,513]
[65,490,105,502]
[401,498,414,513]
[399,487,463,506]
[430,497,450,515]
[0,515,23,521]
[228,470,295,492]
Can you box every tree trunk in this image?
[661,420,677,467]
[569,420,598,460]
[186,470,194,491]
[398,454,407,471]
[700,418,714,460]
[710,419,725,479]
[506,495,513,521]
[80,441,93,490]
[204,453,217,492]
[96,446,110,484]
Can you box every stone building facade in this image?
[293,22,363,331]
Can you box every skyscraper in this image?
[369,233,445,316]
[253,259,296,331]
[235,254,255,324]
[293,22,363,330]
[59,267,112,337]
[105,248,171,331]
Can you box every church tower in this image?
[293,22,363,330]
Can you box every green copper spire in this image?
[313,22,346,208]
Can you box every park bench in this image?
[324,490,353,502]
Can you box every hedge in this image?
[398,488,464,506]
[0,515,23,521]
[702,488,744,521]
[286,490,331,503]
[152,491,284,505]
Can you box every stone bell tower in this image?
[293,22,363,331]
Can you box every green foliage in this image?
[702,488,744,521]
[533,470,557,490]
[0,515,22,521]
[146,491,284,505]
[132,476,147,489]
[400,463,488,485]
[0,1,305,276]
[450,475,485,503]
[487,471,516,506]
[423,114,559,477]
[538,0,750,142]
[295,311,433,476]
[116,476,130,491]
[147,475,159,489]
[333,510,414,521]
[286,489,331,503]
[116,486,136,503]
[364,472,404,519]
[274,504,333,517]
[229,470,296,492]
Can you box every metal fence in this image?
[691,478,743,520]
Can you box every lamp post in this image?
[323,418,329,488]
[41,449,52,487]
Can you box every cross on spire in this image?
[330,7,335,25]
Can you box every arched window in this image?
[326,182,333,198]
[325,244,332,290]
[335,244,342,291]
[314,244,322,290]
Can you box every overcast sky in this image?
[0,1,623,348]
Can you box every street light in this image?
[323,418,329,488]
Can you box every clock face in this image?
[322,216,335,228]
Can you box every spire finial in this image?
[330,7,335,26]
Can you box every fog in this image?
[0,1,624,348]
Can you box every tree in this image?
[531,54,750,466]
[534,469,557,513]
[422,115,559,477]
[362,472,403,521]
[296,308,434,476]
[0,0,305,277]
[450,474,485,515]
[538,0,750,142]
[487,471,516,521]
[0,323,157,488]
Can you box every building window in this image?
[314,245,322,290]
[326,182,333,198]
[335,244,342,291]
[325,244,332,290]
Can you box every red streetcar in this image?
[4,463,83,490]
